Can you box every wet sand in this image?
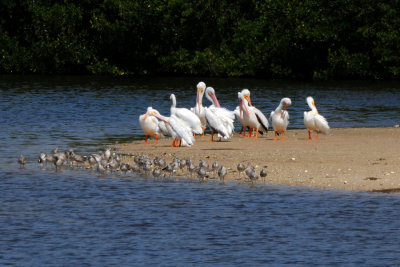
[114,127,400,192]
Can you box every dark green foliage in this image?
[0,0,399,79]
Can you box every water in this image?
[1,76,400,265]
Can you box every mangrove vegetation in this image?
[1,0,399,79]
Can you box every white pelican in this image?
[148,107,195,147]
[304,96,330,140]
[190,82,207,136]
[139,107,161,144]
[204,87,235,141]
[170,93,203,136]
[270,98,292,140]
[239,92,269,138]
[234,89,253,136]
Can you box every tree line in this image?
[1,0,399,79]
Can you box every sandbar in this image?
[115,127,400,192]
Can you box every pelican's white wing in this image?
[314,114,330,134]
[253,108,269,133]
[213,107,235,138]
[169,116,194,146]
[175,108,203,135]
[205,108,229,138]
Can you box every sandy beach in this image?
[115,127,400,192]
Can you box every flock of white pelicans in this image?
[139,82,330,147]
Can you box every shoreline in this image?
[114,127,400,192]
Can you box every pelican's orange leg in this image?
[274,131,278,140]
[239,126,244,134]
[209,132,215,142]
[307,131,312,140]
[202,128,205,137]
[253,128,258,138]
[248,128,253,138]
[315,131,319,141]
[281,131,285,141]
[242,127,247,137]
[151,134,158,144]
[142,135,149,144]
[170,138,177,147]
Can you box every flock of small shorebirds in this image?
[17,147,268,183]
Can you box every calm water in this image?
[1,76,400,265]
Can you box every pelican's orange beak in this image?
[241,98,250,117]
[152,112,169,124]
[244,95,252,106]
[247,95,252,106]
[313,101,319,114]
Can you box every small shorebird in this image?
[88,155,98,167]
[197,167,208,180]
[18,155,26,168]
[237,163,245,179]
[212,161,219,175]
[248,169,259,184]
[187,162,196,177]
[162,163,174,177]
[54,155,64,171]
[199,160,209,169]
[38,153,46,164]
[218,165,227,181]
[120,163,129,174]
[245,163,255,178]
[152,168,162,178]
[260,166,267,182]
[70,151,87,166]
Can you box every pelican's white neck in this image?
[307,96,317,112]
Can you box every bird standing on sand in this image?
[260,166,267,182]
[270,98,292,140]
[170,93,203,136]
[187,162,196,177]
[139,107,161,144]
[204,87,235,142]
[190,81,207,136]
[197,167,208,180]
[212,161,219,176]
[238,90,269,138]
[218,165,227,181]
[237,163,245,179]
[149,107,195,147]
[304,96,330,140]
[248,169,259,184]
